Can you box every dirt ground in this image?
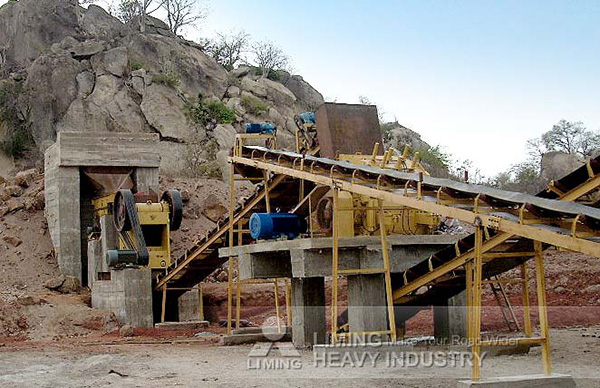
[0,327,599,388]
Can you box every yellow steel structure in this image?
[154,127,600,381]
[226,133,293,335]
[229,145,600,381]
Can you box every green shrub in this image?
[0,81,34,158]
[187,98,236,126]
[130,61,144,71]
[241,95,270,117]
[152,72,181,88]
[204,100,236,124]
[417,146,452,171]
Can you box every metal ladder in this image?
[487,275,521,332]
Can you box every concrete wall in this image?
[92,268,153,327]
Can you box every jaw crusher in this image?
[92,189,183,270]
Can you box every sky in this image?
[3,0,600,177]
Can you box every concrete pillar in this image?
[433,291,468,344]
[291,277,326,347]
[46,166,82,281]
[347,274,388,335]
[178,290,202,321]
[134,167,159,194]
[92,268,153,327]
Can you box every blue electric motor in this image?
[297,112,316,125]
[250,213,306,240]
[245,123,276,135]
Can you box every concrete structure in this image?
[434,291,468,342]
[44,132,205,327]
[178,290,202,322]
[155,321,209,330]
[219,235,463,347]
[45,132,161,285]
[91,267,154,327]
[457,374,576,388]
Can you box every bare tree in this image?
[205,30,250,70]
[116,0,166,32]
[250,40,289,79]
[162,0,206,35]
[539,119,600,157]
[117,0,139,24]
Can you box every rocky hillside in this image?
[0,0,323,176]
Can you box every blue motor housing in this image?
[245,123,276,135]
[250,213,305,240]
[297,112,316,125]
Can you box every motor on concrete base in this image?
[250,213,306,240]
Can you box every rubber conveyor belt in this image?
[241,146,600,228]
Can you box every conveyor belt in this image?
[239,146,600,227]
[155,172,307,291]
[390,154,600,321]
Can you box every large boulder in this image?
[382,122,431,152]
[0,0,83,68]
[541,151,584,182]
[257,77,296,107]
[91,46,128,77]
[125,33,229,99]
[81,5,128,40]
[25,55,84,148]
[58,74,147,135]
[279,72,324,111]
[140,84,196,141]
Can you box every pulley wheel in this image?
[316,197,333,233]
[161,190,183,231]
[114,190,132,232]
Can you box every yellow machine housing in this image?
[92,194,173,269]
[317,190,440,237]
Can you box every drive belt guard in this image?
[106,189,150,267]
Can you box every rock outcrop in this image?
[381,121,431,152]
[540,151,584,182]
[0,0,324,177]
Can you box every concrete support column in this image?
[87,240,102,289]
[100,215,118,260]
[291,277,326,347]
[433,291,468,344]
[47,166,82,282]
[178,290,202,321]
[347,274,388,335]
